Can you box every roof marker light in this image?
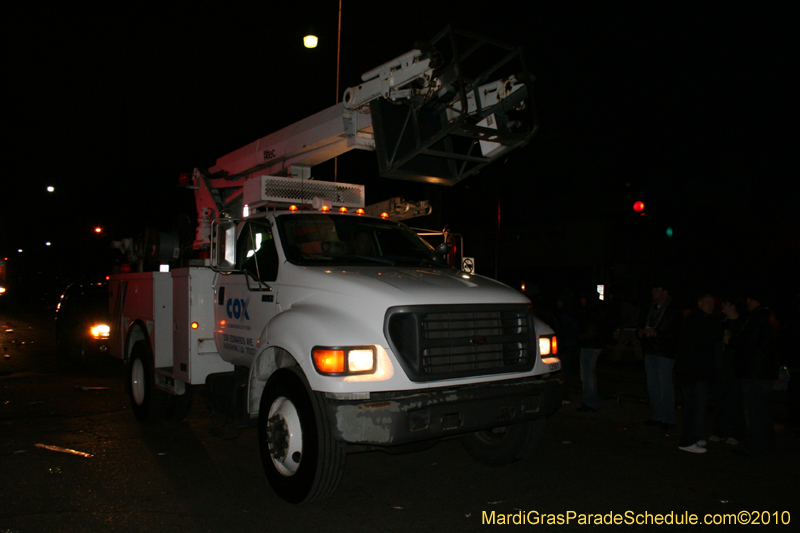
[380,212,389,219]
[339,206,348,213]
[356,208,365,215]
[321,205,331,212]
[289,205,299,212]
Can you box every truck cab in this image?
[215,209,559,391]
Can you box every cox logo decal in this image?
[226,298,250,320]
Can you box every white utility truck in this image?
[108,27,561,503]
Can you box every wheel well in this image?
[248,346,299,417]
[124,321,149,358]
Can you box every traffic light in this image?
[633,201,645,213]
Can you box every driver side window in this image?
[237,221,279,282]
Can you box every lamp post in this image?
[303,2,343,180]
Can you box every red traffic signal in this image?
[633,201,645,213]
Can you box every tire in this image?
[128,341,169,422]
[461,418,545,467]
[258,367,345,503]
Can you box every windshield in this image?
[276,214,450,268]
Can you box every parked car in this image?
[55,282,110,365]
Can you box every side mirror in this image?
[435,243,452,256]
[212,220,237,270]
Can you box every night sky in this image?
[5,2,798,303]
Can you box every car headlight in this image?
[90,324,110,339]
[312,346,376,375]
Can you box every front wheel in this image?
[258,367,345,503]
[462,418,545,466]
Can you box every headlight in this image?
[90,324,110,339]
[0,286,6,294]
[312,346,376,375]
[538,334,557,356]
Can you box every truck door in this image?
[215,220,279,366]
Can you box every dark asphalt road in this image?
[1,305,798,532]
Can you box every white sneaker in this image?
[679,444,707,454]
[726,438,740,446]
[696,440,707,447]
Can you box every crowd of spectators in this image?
[546,281,797,457]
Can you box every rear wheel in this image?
[128,341,169,422]
[258,367,345,503]
[462,419,545,466]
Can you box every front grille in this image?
[385,304,536,382]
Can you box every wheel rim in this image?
[267,396,303,477]
[131,357,146,406]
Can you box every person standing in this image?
[675,293,719,453]
[640,283,681,430]
[729,290,780,456]
[710,297,746,445]
[577,291,607,412]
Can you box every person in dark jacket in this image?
[729,291,780,456]
[675,293,719,453]
[710,297,746,445]
[640,283,682,430]
[577,291,607,412]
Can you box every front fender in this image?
[263,301,398,394]
[266,302,387,367]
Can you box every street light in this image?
[302,2,343,177]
